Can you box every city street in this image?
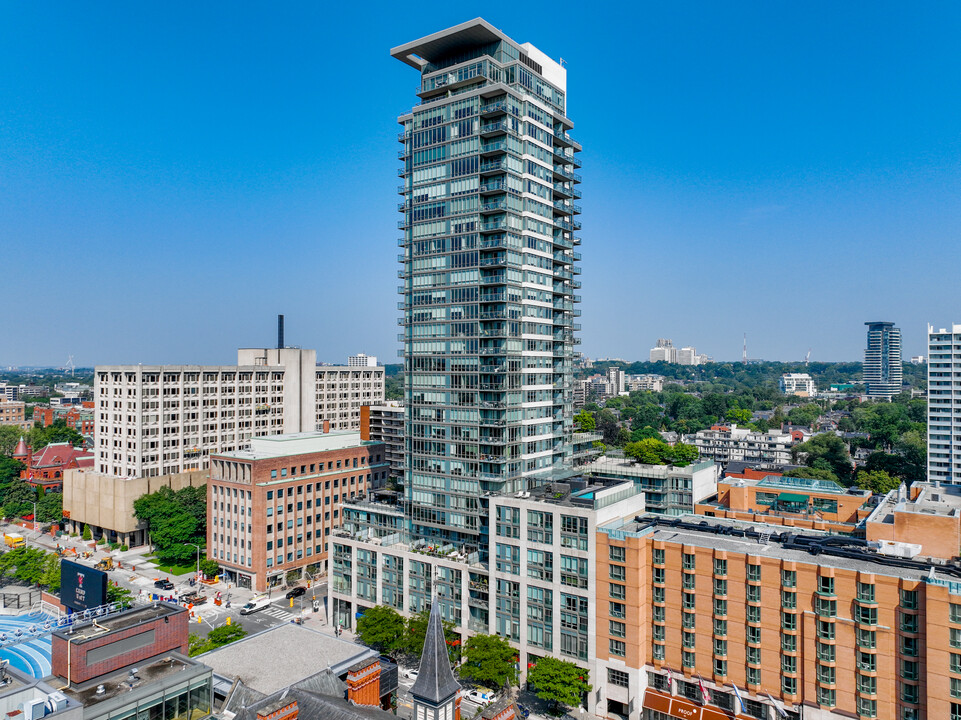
[7,520,329,639]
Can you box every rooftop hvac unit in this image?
[45,693,68,713]
[20,697,45,720]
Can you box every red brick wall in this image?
[51,607,189,683]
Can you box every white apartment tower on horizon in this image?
[649,338,676,363]
[928,323,961,483]
[395,18,582,546]
[864,321,903,399]
[347,353,378,367]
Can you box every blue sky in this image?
[2,2,959,366]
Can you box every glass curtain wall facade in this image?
[393,20,582,548]
[864,321,903,399]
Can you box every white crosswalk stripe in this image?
[262,607,296,621]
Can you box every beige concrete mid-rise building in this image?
[315,365,385,431]
[95,348,317,479]
[63,468,207,546]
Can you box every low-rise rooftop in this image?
[198,623,377,696]
[215,430,379,461]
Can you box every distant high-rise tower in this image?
[927,323,961,483]
[393,19,581,546]
[863,322,903,399]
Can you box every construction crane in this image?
[804,349,811,365]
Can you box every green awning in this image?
[778,492,810,504]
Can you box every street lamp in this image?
[187,543,202,580]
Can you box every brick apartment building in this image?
[34,401,96,438]
[0,399,30,430]
[208,428,388,591]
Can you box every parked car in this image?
[405,669,419,680]
[285,586,307,599]
[466,690,497,706]
[154,579,174,591]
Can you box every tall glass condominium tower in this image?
[392,19,582,546]
[864,321,903,400]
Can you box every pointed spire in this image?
[409,598,461,705]
[13,437,28,458]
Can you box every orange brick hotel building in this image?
[595,508,961,720]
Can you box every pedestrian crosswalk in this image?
[262,606,297,621]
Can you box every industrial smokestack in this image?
[277,315,285,349]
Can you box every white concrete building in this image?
[330,473,646,718]
[607,367,626,395]
[625,374,664,392]
[677,346,698,365]
[779,373,817,397]
[583,456,717,515]
[347,354,378,367]
[95,348,317,478]
[694,424,797,466]
[649,339,676,364]
[928,323,961,483]
[315,366,385,431]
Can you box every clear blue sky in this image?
[2,2,959,366]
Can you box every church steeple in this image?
[410,598,461,720]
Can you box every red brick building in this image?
[33,402,95,438]
[14,439,94,491]
[208,429,388,591]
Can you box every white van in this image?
[238,596,271,616]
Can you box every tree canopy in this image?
[791,433,854,485]
[623,438,699,467]
[133,486,206,564]
[526,656,592,711]
[461,634,518,689]
[356,605,407,652]
[855,469,902,495]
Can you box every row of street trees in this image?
[355,605,592,711]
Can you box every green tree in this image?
[199,558,220,578]
[134,486,206,564]
[37,491,62,523]
[26,420,85,451]
[895,429,927,483]
[573,411,595,431]
[460,634,518,689]
[188,623,247,656]
[0,427,24,457]
[107,583,133,604]
[855,470,901,495]
[787,404,821,427]
[791,433,853,484]
[3,480,36,520]
[596,409,619,445]
[82,524,92,541]
[665,442,699,467]
[356,605,407,652]
[725,407,752,425]
[624,438,669,465]
[41,554,61,592]
[526,656,592,712]
[783,467,840,483]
